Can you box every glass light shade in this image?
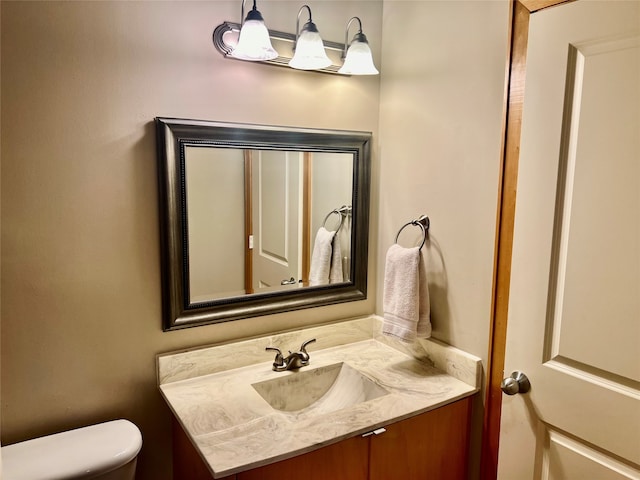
[338,39,379,75]
[289,27,331,70]
[230,19,278,61]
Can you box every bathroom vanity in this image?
[157,316,481,479]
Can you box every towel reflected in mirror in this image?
[309,227,344,286]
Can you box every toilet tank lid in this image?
[1,419,142,480]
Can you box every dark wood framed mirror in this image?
[156,118,371,330]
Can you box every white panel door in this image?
[252,150,302,290]
[498,1,640,478]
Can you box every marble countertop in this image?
[158,316,481,479]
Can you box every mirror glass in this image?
[186,147,353,302]
[156,118,371,330]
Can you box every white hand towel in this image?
[329,233,344,284]
[382,244,431,342]
[309,227,336,286]
[415,253,431,338]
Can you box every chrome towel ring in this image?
[322,205,351,231]
[394,215,430,250]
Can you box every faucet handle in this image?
[299,338,316,354]
[265,346,285,368]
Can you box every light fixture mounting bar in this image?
[213,21,347,74]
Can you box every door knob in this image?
[501,371,531,395]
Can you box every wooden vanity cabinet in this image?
[368,397,471,480]
[237,434,369,480]
[173,397,472,480]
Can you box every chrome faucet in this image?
[266,338,316,372]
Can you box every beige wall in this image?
[186,147,245,301]
[1,0,510,478]
[377,1,510,476]
[311,152,354,267]
[0,2,381,479]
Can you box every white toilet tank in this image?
[1,419,142,480]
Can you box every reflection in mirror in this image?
[185,146,245,302]
[185,148,353,303]
[156,118,371,330]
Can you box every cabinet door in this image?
[237,435,369,480]
[172,418,236,480]
[369,398,472,480]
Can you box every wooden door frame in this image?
[301,152,312,286]
[243,150,254,294]
[481,1,573,478]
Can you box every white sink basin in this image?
[251,362,389,414]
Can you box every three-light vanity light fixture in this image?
[212,0,379,75]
